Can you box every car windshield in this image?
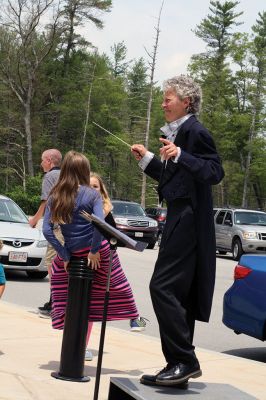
[0,199,28,223]
[113,202,146,217]
[234,211,266,226]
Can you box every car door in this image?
[222,211,233,249]
[215,210,227,248]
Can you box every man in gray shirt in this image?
[29,149,62,317]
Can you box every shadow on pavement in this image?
[39,360,143,378]
[223,347,266,363]
[4,270,49,282]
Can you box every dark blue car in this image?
[223,254,266,341]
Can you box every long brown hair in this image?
[49,151,91,224]
[90,172,112,216]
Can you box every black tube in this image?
[51,256,94,382]
[93,239,117,399]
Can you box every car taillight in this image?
[158,216,166,222]
[234,265,252,280]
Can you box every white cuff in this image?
[139,151,154,170]
[172,148,181,163]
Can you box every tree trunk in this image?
[63,7,76,77]
[242,110,256,208]
[24,102,34,177]
[81,53,98,152]
[140,1,164,208]
[253,182,263,210]
[242,150,251,208]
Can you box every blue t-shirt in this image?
[0,263,6,285]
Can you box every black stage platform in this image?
[108,377,258,400]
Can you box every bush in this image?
[6,175,42,215]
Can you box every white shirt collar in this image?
[160,114,192,138]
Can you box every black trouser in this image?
[150,199,198,365]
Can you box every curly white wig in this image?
[163,75,202,114]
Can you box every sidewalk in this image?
[0,301,265,400]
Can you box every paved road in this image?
[3,246,266,363]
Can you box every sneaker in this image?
[38,301,51,312]
[38,309,51,319]
[130,317,148,332]
[85,349,93,361]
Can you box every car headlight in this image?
[37,240,48,248]
[114,217,128,226]
[149,220,158,227]
[242,231,257,239]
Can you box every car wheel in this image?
[157,232,162,246]
[232,238,243,261]
[147,241,156,249]
[218,250,227,255]
[26,271,48,279]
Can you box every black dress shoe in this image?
[156,361,202,385]
[140,370,188,389]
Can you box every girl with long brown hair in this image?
[43,152,143,363]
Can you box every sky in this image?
[79,0,265,85]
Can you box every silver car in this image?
[214,208,266,260]
[0,195,48,279]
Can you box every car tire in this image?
[147,241,156,249]
[232,238,243,261]
[157,232,162,246]
[26,271,48,279]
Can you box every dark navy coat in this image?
[145,115,224,321]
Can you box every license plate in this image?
[9,251,28,263]
[135,232,143,237]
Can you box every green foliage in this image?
[110,41,130,77]
[6,175,42,215]
[194,1,243,50]
[189,1,266,209]
[0,0,265,210]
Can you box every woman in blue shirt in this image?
[43,151,103,269]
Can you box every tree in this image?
[140,0,164,207]
[192,1,243,145]
[241,12,266,207]
[127,58,148,136]
[0,0,61,176]
[43,0,112,151]
[60,0,112,76]
[110,41,130,77]
[81,49,98,152]
[189,1,243,206]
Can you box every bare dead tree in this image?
[140,0,164,207]
[81,48,98,153]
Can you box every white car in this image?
[0,195,48,279]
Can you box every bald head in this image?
[41,149,62,172]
